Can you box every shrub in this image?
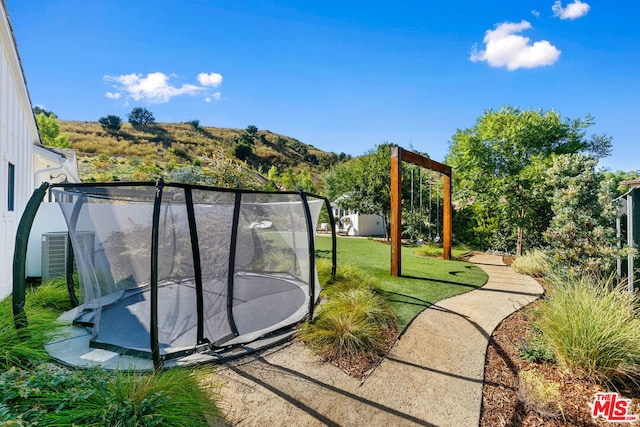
[231,141,252,160]
[0,365,223,426]
[517,324,555,363]
[511,249,551,277]
[534,273,640,384]
[518,368,563,418]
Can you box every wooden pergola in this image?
[390,146,452,276]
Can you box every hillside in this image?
[59,120,344,186]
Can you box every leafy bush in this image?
[517,325,555,363]
[0,365,222,426]
[534,273,640,384]
[511,249,551,277]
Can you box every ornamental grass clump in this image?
[316,259,382,297]
[534,273,640,384]
[0,364,223,426]
[0,279,70,371]
[511,249,551,278]
[297,264,395,363]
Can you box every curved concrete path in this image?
[215,254,544,427]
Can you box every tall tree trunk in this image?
[516,208,525,256]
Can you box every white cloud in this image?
[103,71,224,103]
[552,0,590,20]
[197,72,223,87]
[531,10,540,18]
[470,20,561,71]
[103,72,201,103]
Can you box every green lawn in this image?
[315,236,488,332]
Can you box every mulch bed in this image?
[480,281,640,426]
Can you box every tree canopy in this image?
[36,113,70,148]
[544,153,617,275]
[445,106,612,255]
[127,107,155,128]
[98,115,122,137]
[324,144,393,237]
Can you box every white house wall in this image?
[350,213,385,236]
[0,4,40,300]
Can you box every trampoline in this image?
[13,181,336,369]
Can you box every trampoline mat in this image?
[92,274,307,356]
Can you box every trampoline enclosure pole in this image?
[226,192,242,339]
[150,179,164,369]
[184,187,206,345]
[13,182,49,329]
[323,198,337,279]
[300,192,316,319]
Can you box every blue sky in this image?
[6,1,639,171]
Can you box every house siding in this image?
[0,4,39,300]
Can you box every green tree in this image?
[237,131,254,145]
[127,107,155,128]
[231,141,252,160]
[245,124,258,135]
[267,165,278,180]
[32,106,54,117]
[98,115,122,139]
[324,144,393,238]
[600,169,640,199]
[544,154,617,275]
[36,113,70,148]
[279,169,316,193]
[275,136,287,150]
[445,106,612,255]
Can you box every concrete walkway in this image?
[215,254,544,427]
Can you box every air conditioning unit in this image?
[41,232,94,281]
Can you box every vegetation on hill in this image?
[59,118,350,189]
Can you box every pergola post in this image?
[390,147,403,276]
[390,146,452,277]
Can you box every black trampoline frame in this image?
[13,180,337,369]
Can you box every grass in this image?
[0,279,224,426]
[0,279,71,371]
[315,236,488,332]
[297,262,395,371]
[534,272,640,384]
[413,242,471,259]
[511,249,551,277]
[297,285,393,361]
[0,364,222,426]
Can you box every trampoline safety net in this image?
[40,182,332,365]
